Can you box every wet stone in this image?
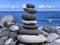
[23,8,37,14]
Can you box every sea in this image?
[0,11,60,26]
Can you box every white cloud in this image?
[38,5,56,9]
[38,5,45,8]
[22,4,26,8]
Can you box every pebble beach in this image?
[0,4,60,45]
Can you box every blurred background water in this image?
[0,11,60,26]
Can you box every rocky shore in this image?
[0,4,60,45]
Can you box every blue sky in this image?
[0,0,60,11]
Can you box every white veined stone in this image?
[22,20,37,24]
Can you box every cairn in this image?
[17,4,47,45]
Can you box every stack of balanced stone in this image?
[17,4,47,45]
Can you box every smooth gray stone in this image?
[17,34,47,43]
[0,36,8,41]
[24,8,37,14]
[22,14,36,21]
[0,27,10,37]
[26,4,35,8]
[9,25,19,31]
[5,38,16,45]
[42,26,57,33]
[9,32,17,40]
[47,33,58,42]
[45,39,60,45]
[1,15,15,24]
[19,29,42,35]
[23,24,39,29]
[0,40,5,45]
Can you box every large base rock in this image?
[17,34,47,43]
